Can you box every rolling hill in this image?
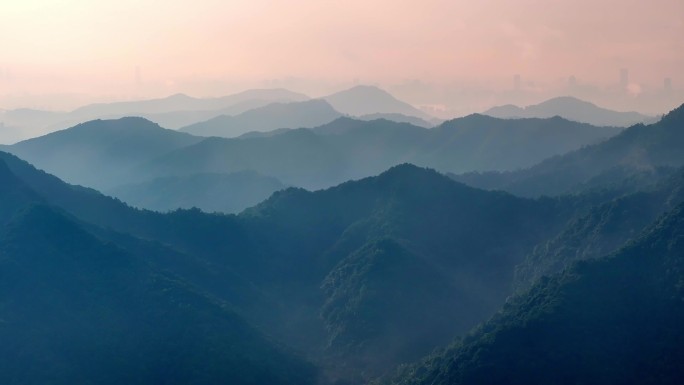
[323,85,431,119]
[484,96,656,126]
[0,89,310,143]
[0,150,576,382]
[4,142,684,383]
[380,201,684,385]
[5,117,203,190]
[454,103,684,197]
[0,157,317,385]
[145,115,622,190]
[179,99,342,138]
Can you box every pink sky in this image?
[1,0,682,113]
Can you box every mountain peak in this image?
[165,93,194,101]
[62,116,166,135]
[345,84,392,95]
[374,163,457,190]
[179,99,342,138]
[380,163,438,177]
[484,96,654,127]
[538,96,595,107]
[324,85,430,119]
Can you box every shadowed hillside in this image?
[380,202,684,385]
[454,103,684,197]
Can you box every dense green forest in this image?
[379,202,684,385]
[0,160,316,385]
[0,103,683,384]
[453,104,684,197]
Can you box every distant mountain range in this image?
[142,115,622,190]
[2,100,684,383]
[454,103,684,197]
[0,89,307,143]
[6,117,202,190]
[0,85,433,144]
[179,99,343,138]
[484,96,656,127]
[71,88,310,118]
[323,85,431,119]
[3,113,623,209]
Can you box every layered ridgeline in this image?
[455,103,684,197]
[0,85,432,144]
[6,117,203,190]
[0,151,576,382]
[144,115,620,190]
[0,88,310,143]
[379,202,684,385]
[4,117,287,213]
[4,113,621,210]
[0,159,317,385]
[179,99,343,138]
[514,168,684,291]
[3,141,684,384]
[239,164,571,377]
[484,96,656,127]
[322,85,431,119]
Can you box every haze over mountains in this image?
[109,171,286,214]
[0,157,318,385]
[0,89,309,143]
[1,72,684,384]
[0,101,683,384]
[2,85,654,145]
[5,117,202,190]
[179,99,343,138]
[454,103,684,197]
[4,112,621,212]
[484,96,656,127]
[322,85,432,120]
[4,1,683,383]
[0,85,437,144]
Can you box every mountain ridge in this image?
[454,103,684,197]
[379,201,684,385]
[179,99,342,138]
[323,85,431,119]
[484,96,656,127]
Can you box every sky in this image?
[1,0,683,115]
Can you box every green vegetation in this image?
[455,104,684,197]
[1,103,683,384]
[515,168,684,290]
[380,202,684,385]
[0,161,317,385]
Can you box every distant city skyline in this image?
[1,0,682,116]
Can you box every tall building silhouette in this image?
[664,77,672,92]
[514,74,521,91]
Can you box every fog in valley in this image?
[1,1,684,384]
